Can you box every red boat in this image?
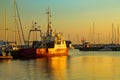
[19,9,71,59]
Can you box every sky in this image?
[0,0,120,44]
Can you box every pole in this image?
[112,23,114,44]
[15,0,25,44]
[4,8,7,42]
[14,0,17,44]
[117,24,119,44]
[93,23,95,44]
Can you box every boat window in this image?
[62,41,64,44]
[46,41,54,48]
[57,41,61,44]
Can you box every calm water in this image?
[1,50,120,80]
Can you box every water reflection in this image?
[25,56,68,80]
[80,56,112,80]
[66,50,120,80]
[22,54,120,80]
[47,56,68,80]
[0,59,12,63]
[25,55,120,80]
[1,51,120,80]
[77,55,120,80]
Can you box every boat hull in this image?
[36,48,68,57]
[19,48,36,59]
[0,56,13,60]
[78,46,120,51]
[18,47,68,59]
[7,50,20,59]
[78,47,101,51]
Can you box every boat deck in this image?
[0,56,13,60]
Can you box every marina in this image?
[1,0,120,80]
[0,0,72,59]
[74,44,120,51]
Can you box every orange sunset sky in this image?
[0,0,120,44]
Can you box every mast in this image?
[14,0,17,43]
[32,21,35,41]
[76,34,79,44]
[0,27,1,41]
[117,24,119,44]
[89,26,91,43]
[4,8,8,42]
[43,24,46,36]
[15,0,25,45]
[14,0,22,44]
[34,22,37,41]
[4,9,6,42]
[46,7,52,36]
[97,33,100,44]
[93,23,95,44]
[114,27,116,44]
[112,23,114,44]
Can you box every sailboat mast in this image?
[4,9,6,42]
[114,27,116,44]
[117,24,119,44]
[15,0,23,45]
[4,8,8,42]
[112,23,114,44]
[14,0,17,43]
[89,26,91,43]
[15,0,25,45]
[93,23,95,44]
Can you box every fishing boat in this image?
[19,24,42,59]
[19,9,71,59]
[36,33,69,57]
[35,9,71,57]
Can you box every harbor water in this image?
[1,49,120,80]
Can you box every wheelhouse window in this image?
[57,41,61,45]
